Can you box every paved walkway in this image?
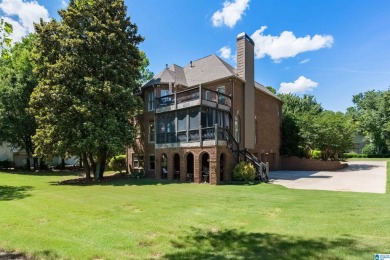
[269,161,387,194]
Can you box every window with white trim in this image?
[132,154,144,168]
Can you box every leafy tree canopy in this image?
[0,19,13,58]
[0,34,37,169]
[30,0,144,179]
[347,88,390,154]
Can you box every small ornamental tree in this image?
[233,161,256,182]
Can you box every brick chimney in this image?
[236,32,255,149]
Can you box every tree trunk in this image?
[24,139,33,171]
[82,152,91,180]
[95,152,107,180]
[88,153,96,178]
[26,157,31,171]
[61,158,66,169]
[79,154,83,168]
[33,157,38,171]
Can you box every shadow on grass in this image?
[0,170,82,177]
[32,250,67,260]
[0,185,33,201]
[164,228,376,259]
[52,178,178,187]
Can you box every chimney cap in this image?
[236,32,254,45]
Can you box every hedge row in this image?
[343,153,390,158]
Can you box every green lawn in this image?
[0,163,389,259]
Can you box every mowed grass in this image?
[0,163,389,259]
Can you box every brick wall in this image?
[253,88,282,170]
[281,156,348,171]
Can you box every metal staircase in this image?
[223,129,269,182]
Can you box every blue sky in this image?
[1,0,389,112]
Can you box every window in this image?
[148,91,155,111]
[217,86,225,104]
[234,115,240,143]
[189,108,199,130]
[132,154,144,168]
[149,121,155,143]
[201,108,216,127]
[177,110,187,131]
[149,155,155,170]
[160,89,169,96]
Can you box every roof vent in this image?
[165,64,168,69]
[190,61,193,68]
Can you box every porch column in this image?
[167,153,174,180]
[209,158,218,185]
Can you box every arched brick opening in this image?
[200,152,210,183]
[161,153,167,179]
[186,152,194,182]
[220,153,226,182]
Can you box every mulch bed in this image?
[58,173,130,185]
[0,250,29,260]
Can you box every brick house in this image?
[127,33,282,184]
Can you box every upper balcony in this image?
[155,86,231,114]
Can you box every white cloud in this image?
[300,58,310,64]
[278,76,318,94]
[251,26,334,62]
[219,46,232,60]
[212,0,250,28]
[61,0,68,8]
[0,0,50,43]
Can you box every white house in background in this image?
[0,142,78,167]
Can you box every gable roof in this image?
[142,54,281,101]
[183,54,237,86]
[143,54,236,88]
[254,82,282,101]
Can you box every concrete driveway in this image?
[269,161,387,194]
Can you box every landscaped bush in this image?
[233,161,256,182]
[342,153,390,158]
[108,155,127,174]
[310,150,321,160]
[362,143,377,155]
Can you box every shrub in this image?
[108,155,127,174]
[362,143,377,155]
[0,160,14,169]
[233,161,256,182]
[343,153,358,158]
[310,150,321,160]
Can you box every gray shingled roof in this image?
[143,54,236,88]
[183,54,237,86]
[142,54,280,101]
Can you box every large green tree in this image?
[348,89,390,154]
[30,0,144,179]
[279,93,355,159]
[0,34,37,169]
[0,19,13,58]
[278,94,323,157]
[312,111,355,160]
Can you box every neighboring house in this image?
[0,142,78,168]
[127,33,282,184]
